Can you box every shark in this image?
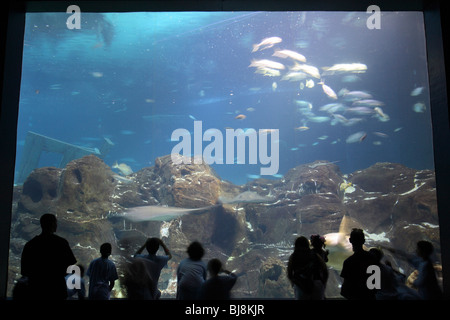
[218,191,275,204]
[124,191,275,222]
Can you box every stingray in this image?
[124,191,275,222]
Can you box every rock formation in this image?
[7,155,441,298]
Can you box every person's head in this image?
[294,236,310,251]
[100,243,112,258]
[40,213,57,234]
[187,241,204,261]
[145,237,160,255]
[416,240,434,259]
[207,258,222,277]
[310,234,326,249]
[349,228,365,251]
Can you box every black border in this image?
[1,0,449,304]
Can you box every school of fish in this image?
[248,36,426,148]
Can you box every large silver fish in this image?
[124,191,275,222]
[218,191,275,204]
[124,204,221,222]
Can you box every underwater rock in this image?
[154,154,222,208]
[19,166,62,216]
[258,257,293,298]
[8,156,440,299]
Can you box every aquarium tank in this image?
[7,10,442,299]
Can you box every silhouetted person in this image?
[310,234,329,263]
[20,213,77,299]
[176,241,207,300]
[122,257,156,300]
[340,228,377,300]
[287,236,328,300]
[383,241,442,300]
[134,237,172,299]
[369,248,398,300]
[65,264,86,300]
[198,258,237,300]
[86,243,118,300]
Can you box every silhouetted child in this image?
[310,234,329,262]
[86,243,118,300]
[176,241,207,300]
[134,237,172,299]
[383,241,442,300]
[198,258,237,300]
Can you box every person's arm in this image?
[134,240,148,257]
[159,238,172,260]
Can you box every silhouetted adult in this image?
[20,213,77,299]
[176,241,207,300]
[287,236,328,300]
[134,237,172,299]
[340,228,377,300]
[198,258,237,300]
[86,242,118,300]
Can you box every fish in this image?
[91,71,104,78]
[272,82,277,91]
[294,100,313,109]
[342,90,373,101]
[113,174,134,184]
[124,204,221,222]
[318,81,338,99]
[305,79,315,88]
[272,49,306,62]
[374,107,390,120]
[413,102,426,113]
[321,63,367,75]
[252,36,282,52]
[373,131,389,138]
[249,59,285,70]
[112,161,133,176]
[254,67,281,77]
[246,174,261,179]
[345,106,374,115]
[307,115,331,123]
[281,71,308,81]
[235,114,246,120]
[353,99,384,107]
[410,87,424,96]
[218,191,275,204]
[343,118,364,126]
[323,232,353,271]
[120,130,136,135]
[345,131,367,143]
[295,126,310,131]
[290,63,321,79]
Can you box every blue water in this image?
[16,11,434,185]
